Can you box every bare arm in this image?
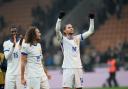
[82,19,94,40]
[44,68,51,80]
[21,54,27,85]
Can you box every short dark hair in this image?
[25,26,37,45]
[9,24,17,30]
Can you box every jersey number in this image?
[36,56,41,62]
[13,52,18,58]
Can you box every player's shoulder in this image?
[74,34,81,37]
[22,42,29,47]
[3,39,11,45]
[21,43,30,52]
[3,39,11,43]
[73,34,81,39]
[37,43,41,46]
[36,43,42,48]
[73,34,82,42]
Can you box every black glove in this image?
[89,13,95,19]
[59,11,65,19]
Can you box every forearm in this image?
[82,19,94,39]
[44,68,48,75]
[44,67,51,79]
[4,47,14,60]
[55,18,63,41]
[21,60,26,80]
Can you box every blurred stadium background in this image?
[0,0,128,89]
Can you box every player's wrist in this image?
[13,43,15,47]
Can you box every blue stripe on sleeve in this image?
[4,50,9,52]
[81,34,84,40]
[60,42,64,53]
[21,52,28,55]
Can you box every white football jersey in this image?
[61,34,83,68]
[55,18,94,69]
[21,43,45,78]
[3,39,21,75]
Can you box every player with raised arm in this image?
[21,26,50,89]
[55,11,95,89]
[3,26,24,89]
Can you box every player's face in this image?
[10,28,17,36]
[35,28,41,41]
[64,24,74,39]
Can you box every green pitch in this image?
[84,87,128,89]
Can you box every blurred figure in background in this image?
[0,51,5,89]
[107,55,119,87]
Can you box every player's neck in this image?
[32,40,38,46]
[66,36,74,40]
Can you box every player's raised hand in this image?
[88,12,95,19]
[59,10,65,19]
[13,35,16,47]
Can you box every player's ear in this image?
[63,30,66,36]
